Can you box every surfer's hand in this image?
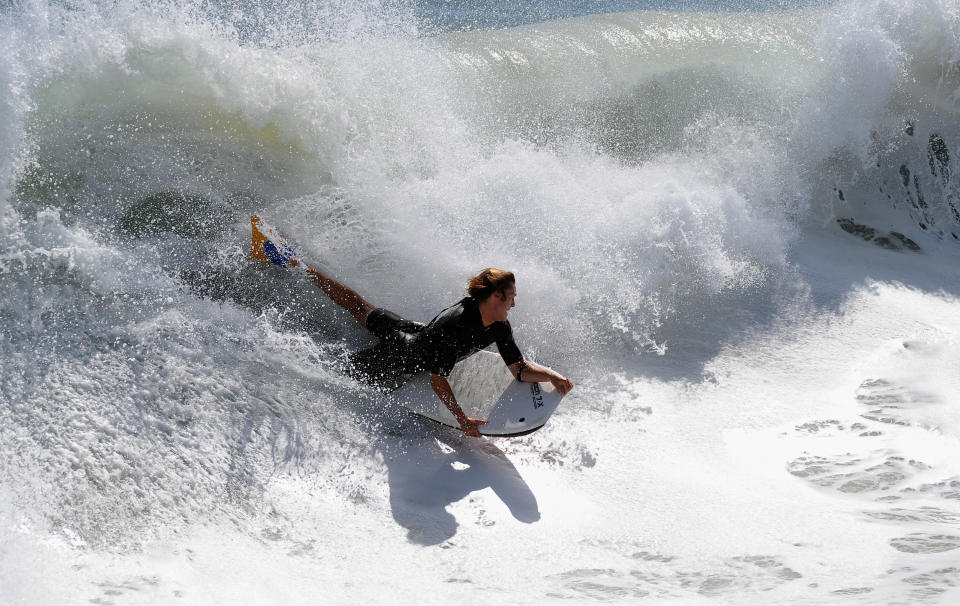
[459,416,486,437]
[551,375,574,396]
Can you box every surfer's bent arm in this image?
[508,360,574,396]
[430,374,486,437]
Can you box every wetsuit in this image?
[347,297,523,390]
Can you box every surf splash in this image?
[2,0,960,603]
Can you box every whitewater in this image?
[2,0,960,603]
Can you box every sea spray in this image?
[2,1,960,603]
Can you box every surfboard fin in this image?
[250,215,301,269]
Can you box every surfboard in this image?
[249,215,565,437]
[392,350,564,437]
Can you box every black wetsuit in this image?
[347,297,523,390]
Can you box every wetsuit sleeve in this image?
[495,322,523,367]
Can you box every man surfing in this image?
[250,215,574,437]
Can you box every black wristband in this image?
[516,359,527,382]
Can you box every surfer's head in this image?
[467,268,514,300]
[468,268,516,322]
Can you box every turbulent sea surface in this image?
[2,0,960,603]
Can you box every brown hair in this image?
[467,268,515,301]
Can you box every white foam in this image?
[3,0,960,603]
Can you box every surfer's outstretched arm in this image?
[430,374,486,437]
[305,265,376,327]
[508,359,574,395]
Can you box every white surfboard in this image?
[392,350,565,437]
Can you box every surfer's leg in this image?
[305,265,376,326]
[344,342,408,391]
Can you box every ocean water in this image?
[2,0,960,603]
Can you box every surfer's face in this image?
[493,286,516,322]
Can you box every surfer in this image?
[305,265,574,436]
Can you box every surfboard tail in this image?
[250,215,301,269]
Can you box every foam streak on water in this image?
[2,0,960,603]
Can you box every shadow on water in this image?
[376,420,540,546]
